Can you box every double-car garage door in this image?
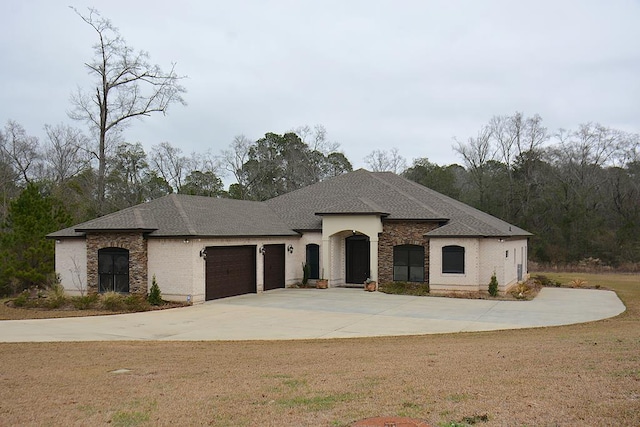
[205,244,285,301]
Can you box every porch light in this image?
[259,246,265,255]
[199,248,207,259]
[287,244,294,254]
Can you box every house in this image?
[48,169,531,302]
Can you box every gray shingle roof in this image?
[50,169,531,239]
[49,194,300,238]
[266,169,531,237]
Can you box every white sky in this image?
[1,0,639,175]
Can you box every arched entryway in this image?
[346,235,370,284]
[98,248,129,293]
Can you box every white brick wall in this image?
[430,237,528,291]
[54,239,87,296]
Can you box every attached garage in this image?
[263,244,285,291]
[205,246,256,301]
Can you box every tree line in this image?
[402,112,640,269]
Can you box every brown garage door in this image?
[205,246,256,300]
[263,244,285,291]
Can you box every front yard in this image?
[0,272,638,426]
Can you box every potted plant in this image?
[316,269,328,289]
[364,278,377,292]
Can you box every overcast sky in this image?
[1,0,639,176]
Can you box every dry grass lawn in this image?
[0,272,638,426]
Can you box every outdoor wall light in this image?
[199,248,207,259]
[287,244,294,254]
[183,238,190,244]
[259,245,265,255]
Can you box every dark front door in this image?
[205,246,256,300]
[263,244,285,291]
[346,235,370,284]
[98,248,129,293]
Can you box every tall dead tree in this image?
[68,7,186,214]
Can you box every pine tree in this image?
[0,184,72,295]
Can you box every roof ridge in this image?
[170,193,198,235]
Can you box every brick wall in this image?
[378,221,439,284]
[86,232,148,295]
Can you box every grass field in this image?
[0,272,638,426]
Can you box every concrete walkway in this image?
[0,287,625,342]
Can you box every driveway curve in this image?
[0,287,625,342]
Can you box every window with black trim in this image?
[305,244,320,279]
[393,244,424,282]
[442,245,465,274]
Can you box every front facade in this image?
[50,170,531,303]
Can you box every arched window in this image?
[393,244,424,282]
[305,244,320,279]
[442,245,465,274]
[98,248,129,293]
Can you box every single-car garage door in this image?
[205,246,256,300]
[263,244,285,291]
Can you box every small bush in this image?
[488,273,499,297]
[71,293,99,310]
[532,274,561,287]
[302,263,310,286]
[378,281,430,296]
[45,283,67,309]
[125,294,150,311]
[100,292,125,311]
[569,278,588,288]
[147,275,163,306]
[12,290,30,307]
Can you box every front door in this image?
[346,235,370,284]
[263,244,285,291]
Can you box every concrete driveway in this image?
[0,287,625,342]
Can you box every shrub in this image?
[45,283,67,309]
[71,293,99,310]
[510,283,531,299]
[378,281,430,296]
[302,263,310,286]
[100,292,125,311]
[532,274,561,287]
[12,290,30,307]
[147,275,163,306]
[125,294,150,311]
[488,273,499,297]
[569,278,588,288]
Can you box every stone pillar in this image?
[86,232,148,295]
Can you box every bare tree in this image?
[221,135,253,199]
[291,124,339,154]
[68,7,186,214]
[150,142,189,192]
[453,125,494,210]
[43,123,91,184]
[364,147,407,173]
[0,120,40,185]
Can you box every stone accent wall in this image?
[86,232,148,295]
[378,221,439,284]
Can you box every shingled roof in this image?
[50,169,531,239]
[48,194,300,238]
[265,169,531,237]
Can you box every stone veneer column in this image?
[378,221,439,284]
[86,232,148,294]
